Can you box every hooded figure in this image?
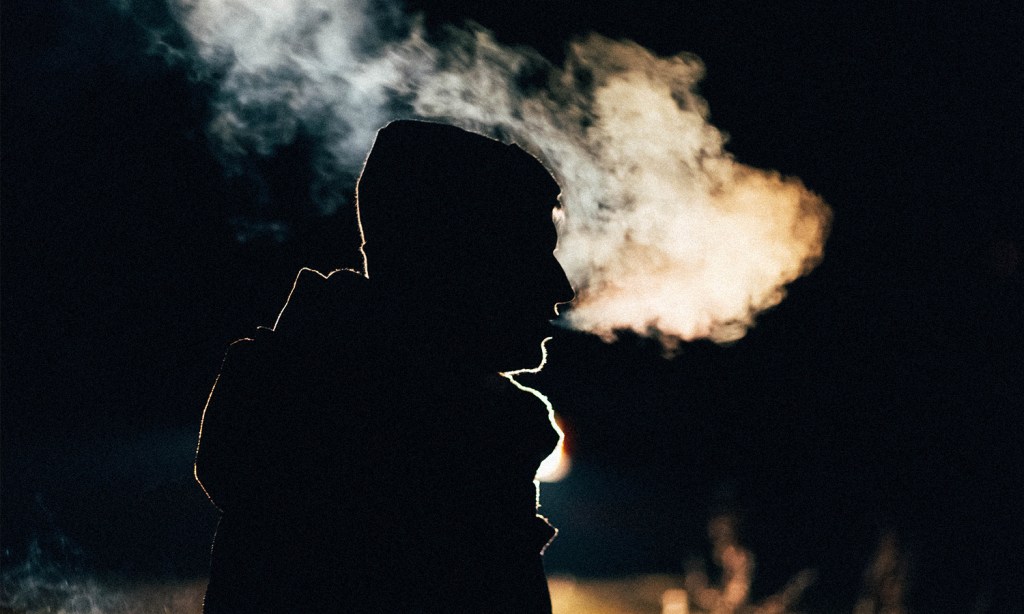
[195,120,575,612]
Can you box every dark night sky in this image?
[2,1,1022,612]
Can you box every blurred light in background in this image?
[536,415,571,483]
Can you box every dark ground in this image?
[3,2,1022,612]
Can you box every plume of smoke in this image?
[165,0,831,345]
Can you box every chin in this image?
[499,337,549,375]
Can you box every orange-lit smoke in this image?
[164,0,831,345]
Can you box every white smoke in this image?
[166,0,831,345]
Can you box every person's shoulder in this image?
[272,267,371,334]
[274,267,344,321]
[217,327,277,372]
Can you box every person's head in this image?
[355,120,574,372]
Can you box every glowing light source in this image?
[505,338,571,483]
[535,425,570,483]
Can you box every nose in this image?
[549,256,575,315]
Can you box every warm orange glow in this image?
[503,338,571,482]
[661,588,689,614]
[535,427,570,483]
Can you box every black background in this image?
[3,2,1021,612]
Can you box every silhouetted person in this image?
[195,120,574,612]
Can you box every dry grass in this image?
[2,528,908,614]
[0,576,692,614]
[0,579,206,614]
[550,574,688,614]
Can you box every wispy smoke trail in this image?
[166,0,831,345]
[1,539,205,613]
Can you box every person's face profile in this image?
[467,198,573,370]
[356,120,573,371]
